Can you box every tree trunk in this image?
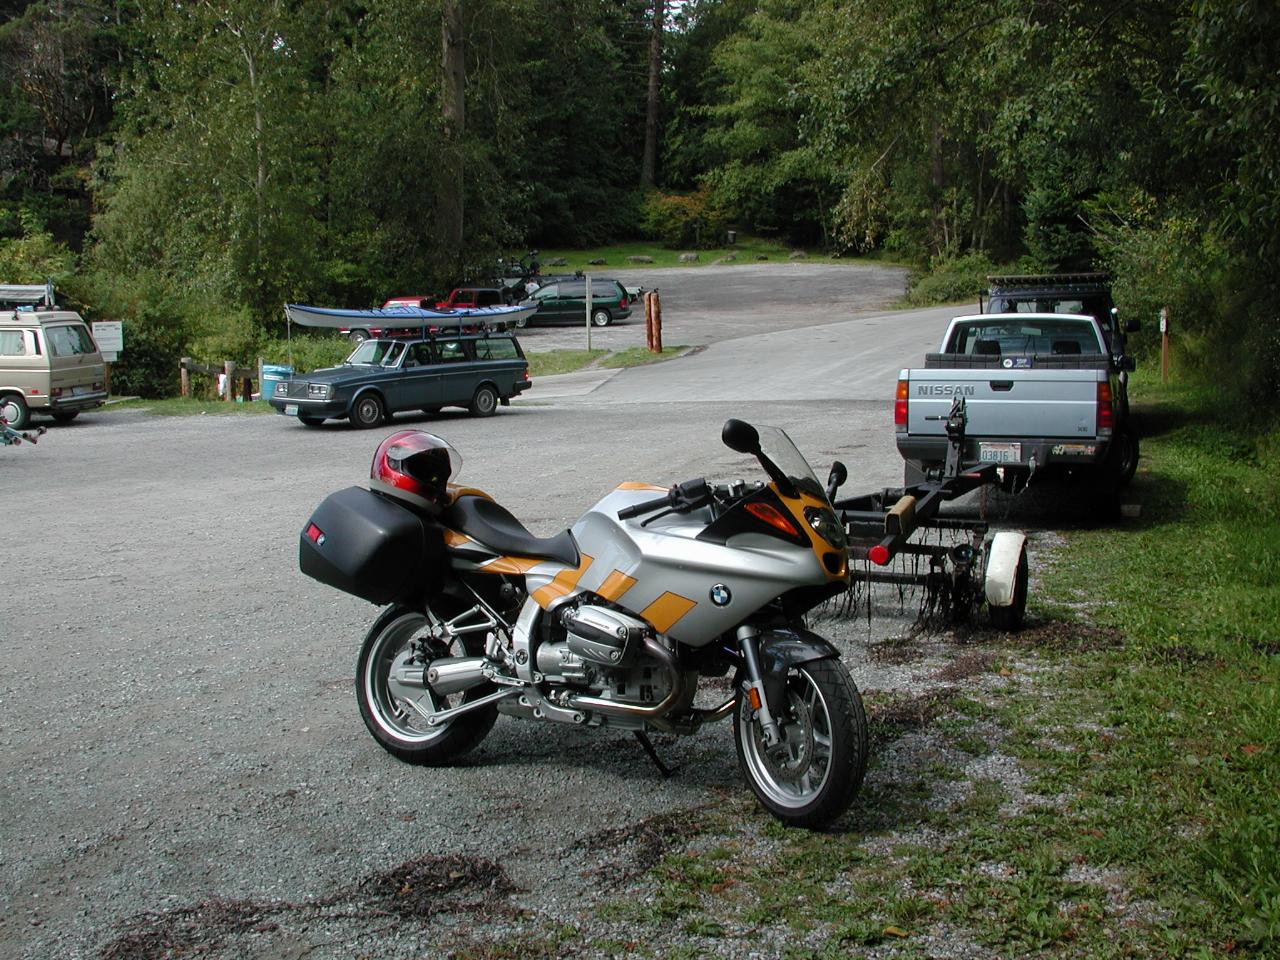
[439,0,466,250]
[640,0,664,188]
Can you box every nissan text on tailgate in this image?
[895,313,1138,490]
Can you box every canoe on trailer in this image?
[284,302,538,332]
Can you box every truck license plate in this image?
[284,404,299,416]
[979,442,1022,464]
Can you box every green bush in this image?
[0,210,76,284]
[1089,190,1280,415]
[255,332,352,375]
[903,251,999,306]
[639,187,728,249]
[76,270,197,397]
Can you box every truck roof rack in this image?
[987,272,1111,288]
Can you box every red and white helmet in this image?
[369,430,462,508]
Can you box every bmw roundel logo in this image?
[709,583,732,607]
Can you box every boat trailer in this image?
[831,399,1029,630]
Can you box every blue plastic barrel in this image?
[260,364,293,402]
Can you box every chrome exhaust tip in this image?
[426,656,491,695]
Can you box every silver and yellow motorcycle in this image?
[300,419,867,827]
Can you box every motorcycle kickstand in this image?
[634,731,678,779]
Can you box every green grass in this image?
[522,345,688,377]
[598,345,688,368]
[113,396,277,416]
[533,236,860,272]
[526,349,606,377]
[1035,370,1280,948]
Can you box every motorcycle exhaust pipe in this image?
[563,636,685,719]
[426,657,491,695]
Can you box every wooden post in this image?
[1159,307,1170,384]
[103,362,112,398]
[224,360,236,401]
[180,358,191,398]
[651,290,662,353]
[644,293,653,351]
[257,356,264,401]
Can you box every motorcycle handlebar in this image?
[616,478,711,520]
[617,493,673,520]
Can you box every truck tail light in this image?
[894,379,909,430]
[1097,381,1114,434]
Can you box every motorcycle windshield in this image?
[757,425,827,503]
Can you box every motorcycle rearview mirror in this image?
[721,418,761,455]
[722,418,797,498]
[826,461,848,500]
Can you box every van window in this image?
[437,340,469,363]
[0,330,27,355]
[405,343,434,366]
[474,337,518,360]
[46,324,97,357]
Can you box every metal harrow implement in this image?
[2,418,45,447]
[832,398,1029,630]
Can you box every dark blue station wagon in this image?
[269,332,531,428]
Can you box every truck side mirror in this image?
[1120,356,1136,372]
[1125,318,1142,333]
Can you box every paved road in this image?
[3,263,993,959]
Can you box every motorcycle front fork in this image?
[736,625,782,747]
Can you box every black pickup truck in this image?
[980,273,1141,415]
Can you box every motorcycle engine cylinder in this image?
[561,604,649,666]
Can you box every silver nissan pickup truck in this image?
[895,312,1138,489]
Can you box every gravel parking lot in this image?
[2,261,1056,959]
[511,261,913,352]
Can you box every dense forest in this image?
[1,0,1277,399]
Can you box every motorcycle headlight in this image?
[805,506,847,549]
[308,383,331,400]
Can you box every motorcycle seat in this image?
[445,495,580,567]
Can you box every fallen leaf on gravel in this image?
[1241,744,1262,755]
[884,926,908,937]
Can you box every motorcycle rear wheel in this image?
[734,658,867,828]
[356,606,498,764]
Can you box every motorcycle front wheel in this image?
[356,605,498,764]
[734,658,868,828]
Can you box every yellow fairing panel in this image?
[531,553,595,607]
[640,592,698,633]
[596,569,638,603]
[778,488,849,582]
[484,556,545,575]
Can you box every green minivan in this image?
[526,278,632,327]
